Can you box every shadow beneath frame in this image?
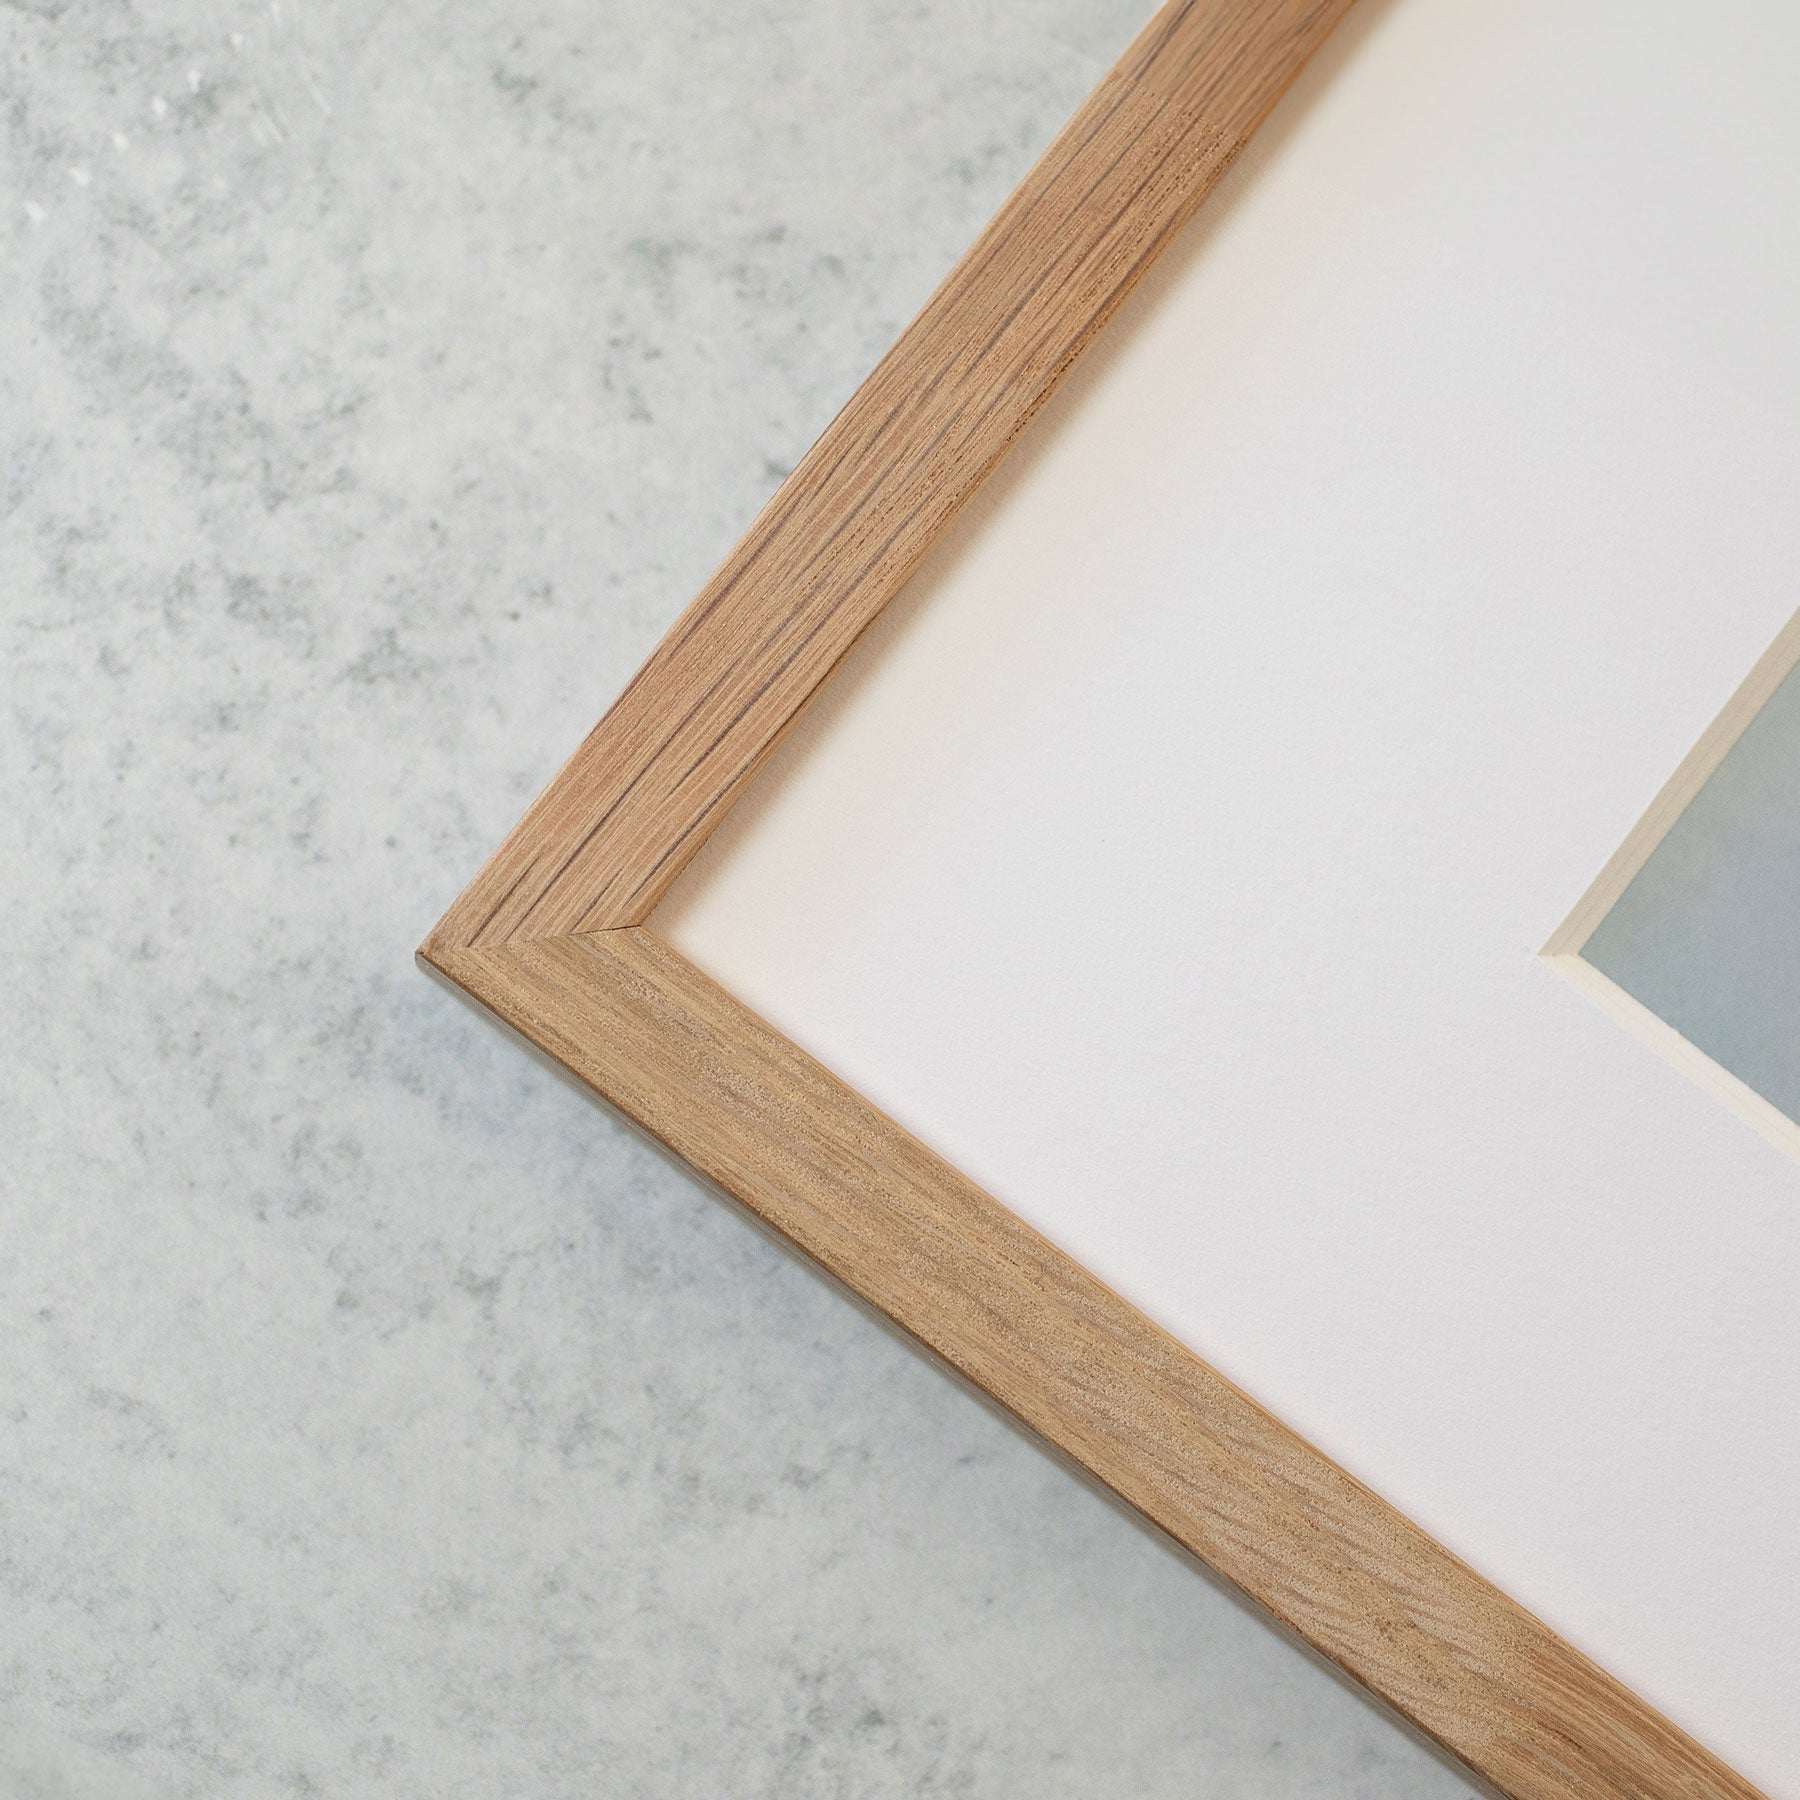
[431,0,1497,1786]
[419,944,1497,1798]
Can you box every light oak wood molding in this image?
[421,2,1770,1791]
[425,0,1361,955]
[420,928,1762,1800]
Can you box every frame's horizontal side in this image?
[421,926,1761,1800]
[428,0,1357,953]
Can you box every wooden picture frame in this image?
[419,2,1764,1792]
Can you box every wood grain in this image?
[422,1,1771,1790]
[422,928,1764,1800]
[428,0,1360,952]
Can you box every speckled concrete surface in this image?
[2,2,1482,1794]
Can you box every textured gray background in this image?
[3,1,1480,1794]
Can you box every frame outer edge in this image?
[422,928,1766,1800]
[417,0,1775,1790]
[426,0,1362,953]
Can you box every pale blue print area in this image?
[1584,650,1800,1125]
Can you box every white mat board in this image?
[660,0,1800,1784]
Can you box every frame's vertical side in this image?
[425,0,1362,956]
